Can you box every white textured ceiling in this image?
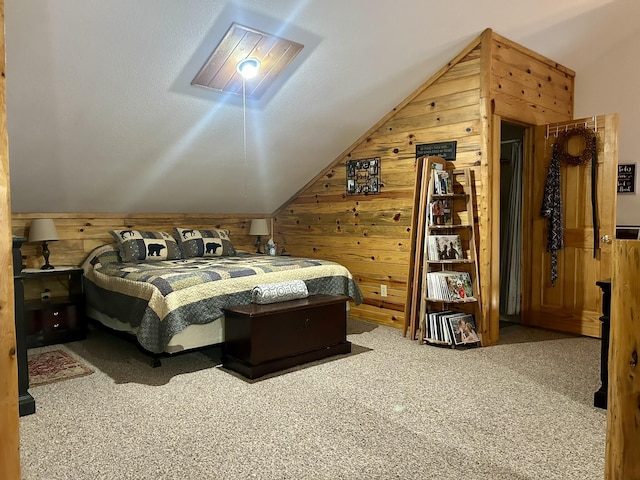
[5,0,638,214]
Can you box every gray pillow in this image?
[251,280,309,304]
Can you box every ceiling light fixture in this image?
[236,57,261,79]
[192,23,304,99]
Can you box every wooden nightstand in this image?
[19,267,87,348]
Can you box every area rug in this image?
[28,350,94,386]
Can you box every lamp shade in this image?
[249,218,269,236]
[28,218,59,243]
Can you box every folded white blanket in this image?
[251,280,309,304]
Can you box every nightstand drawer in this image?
[42,305,79,332]
[25,304,85,348]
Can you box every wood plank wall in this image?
[11,213,266,269]
[490,33,574,124]
[275,29,575,335]
[275,44,484,329]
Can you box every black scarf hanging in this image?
[541,143,563,286]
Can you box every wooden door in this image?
[523,114,618,337]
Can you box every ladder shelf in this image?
[416,158,483,348]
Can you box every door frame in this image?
[520,121,536,327]
[487,114,535,344]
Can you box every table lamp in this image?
[28,218,59,270]
[249,218,269,254]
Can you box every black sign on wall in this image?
[617,164,636,194]
[415,141,457,161]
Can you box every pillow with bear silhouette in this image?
[108,230,182,262]
[173,228,236,257]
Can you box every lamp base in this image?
[41,241,55,269]
[255,235,263,254]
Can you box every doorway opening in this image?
[499,122,525,325]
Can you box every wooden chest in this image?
[222,294,351,378]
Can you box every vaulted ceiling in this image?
[5,0,638,214]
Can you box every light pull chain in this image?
[242,78,248,199]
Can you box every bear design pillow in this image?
[173,228,236,257]
[109,230,182,262]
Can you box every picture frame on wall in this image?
[346,157,380,195]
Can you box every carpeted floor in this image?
[19,320,606,480]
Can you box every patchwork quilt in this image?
[82,245,363,353]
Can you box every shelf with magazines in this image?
[416,157,482,348]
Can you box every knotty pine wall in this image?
[11,213,264,269]
[490,33,574,124]
[275,29,575,335]
[275,42,485,330]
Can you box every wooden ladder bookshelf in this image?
[415,158,482,347]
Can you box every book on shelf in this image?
[427,234,463,261]
[448,314,480,345]
[433,169,452,194]
[426,271,474,301]
[428,199,452,226]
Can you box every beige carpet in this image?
[19,320,606,480]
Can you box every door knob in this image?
[600,234,612,244]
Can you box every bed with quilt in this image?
[81,228,363,357]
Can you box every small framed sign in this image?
[416,141,457,161]
[617,164,636,194]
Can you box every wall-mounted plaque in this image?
[416,141,457,161]
[346,157,380,195]
[617,164,636,194]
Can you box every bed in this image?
[81,229,363,358]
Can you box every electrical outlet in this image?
[380,285,388,297]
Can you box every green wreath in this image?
[555,127,597,166]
